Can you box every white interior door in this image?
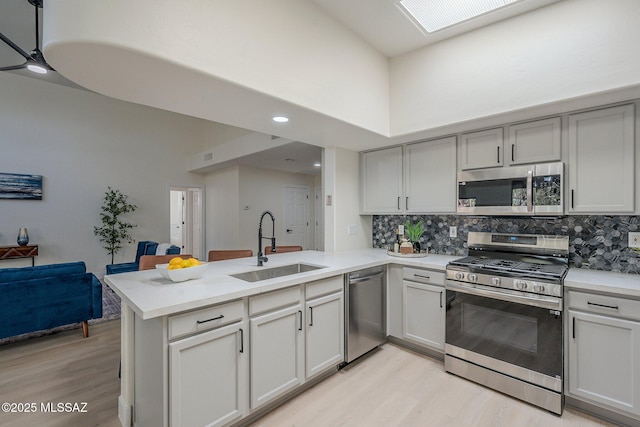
[170,186,203,259]
[284,186,310,249]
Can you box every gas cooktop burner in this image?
[449,256,568,278]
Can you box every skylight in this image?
[396,0,521,33]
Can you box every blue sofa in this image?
[105,241,180,275]
[0,261,102,339]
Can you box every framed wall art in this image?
[0,173,43,200]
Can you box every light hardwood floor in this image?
[0,320,121,427]
[0,321,622,427]
[249,345,620,427]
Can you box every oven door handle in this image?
[446,281,562,311]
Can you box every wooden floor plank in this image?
[0,322,622,427]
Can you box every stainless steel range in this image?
[445,231,569,415]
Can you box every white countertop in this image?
[104,248,640,320]
[104,248,456,320]
[565,268,640,298]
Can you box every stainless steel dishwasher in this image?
[345,266,387,363]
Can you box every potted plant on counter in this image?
[404,220,425,253]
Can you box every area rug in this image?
[0,281,121,346]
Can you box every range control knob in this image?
[533,284,545,293]
[455,272,465,280]
[491,277,501,286]
[515,279,529,290]
[468,274,478,282]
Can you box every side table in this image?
[0,245,38,266]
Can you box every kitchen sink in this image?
[230,263,326,282]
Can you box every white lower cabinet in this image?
[250,304,304,409]
[567,291,640,420]
[402,268,445,351]
[169,321,248,427]
[306,291,344,378]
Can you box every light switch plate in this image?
[398,224,404,235]
[629,232,640,248]
[450,226,457,238]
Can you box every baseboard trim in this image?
[565,396,640,427]
[118,395,131,427]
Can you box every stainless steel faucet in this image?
[257,210,276,266]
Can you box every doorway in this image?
[169,186,203,259]
[284,186,310,249]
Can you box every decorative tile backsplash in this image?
[372,215,640,274]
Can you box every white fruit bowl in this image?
[156,262,208,282]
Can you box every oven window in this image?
[462,303,537,353]
[446,291,562,378]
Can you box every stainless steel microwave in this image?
[457,162,564,216]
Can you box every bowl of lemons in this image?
[156,257,207,282]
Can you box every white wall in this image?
[205,165,317,254]
[45,0,390,137]
[323,147,371,252]
[390,0,640,137]
[204,166,241,251]
[0,73,205,274]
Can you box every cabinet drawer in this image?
[168,300,245,340]
[306,276,344,300]
[250,286,301,316]
[568,291,640,322]
[402,267,444,286]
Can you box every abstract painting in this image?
[0,173,43,200]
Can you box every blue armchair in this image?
[106,241,182,275]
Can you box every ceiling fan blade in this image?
[0,63,27,72]
[0,32,31,60]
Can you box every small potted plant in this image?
[404,220,425,253]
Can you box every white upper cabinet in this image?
[507,117,561,166]
[460,128,504,170]
[568,105,635,213]
[361,138,457,214]
[361,146,403,214]
[404,137,457,213]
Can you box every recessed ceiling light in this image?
[313,162,322,168]
[272,116,289,123]
[397,0,520,33]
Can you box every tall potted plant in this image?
[404,220,426,253]
[94,187,137,265]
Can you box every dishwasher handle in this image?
[349,271,385,284]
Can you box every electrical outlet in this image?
[348,224,358,235]
[629,232,640,248]
[398,224,405,235]
[450,226,457,238]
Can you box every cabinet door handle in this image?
[511,144,515,161]
[298,310,303,331]
[196,314,224,324]
[414,274,430,280]
[397,196,401,211]
[572,317,575,339]
[587,301,619,310]
[406,197,409,211]
[239,328,244,353]
[497,146,500,163]
[571,189,574,209]
[309,307,314,326]
[440,291,443,308]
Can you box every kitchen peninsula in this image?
[105,249,640,427]
[105,249,454,427]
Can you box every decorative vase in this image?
[412,241,421,253]
[17,227,29,246]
